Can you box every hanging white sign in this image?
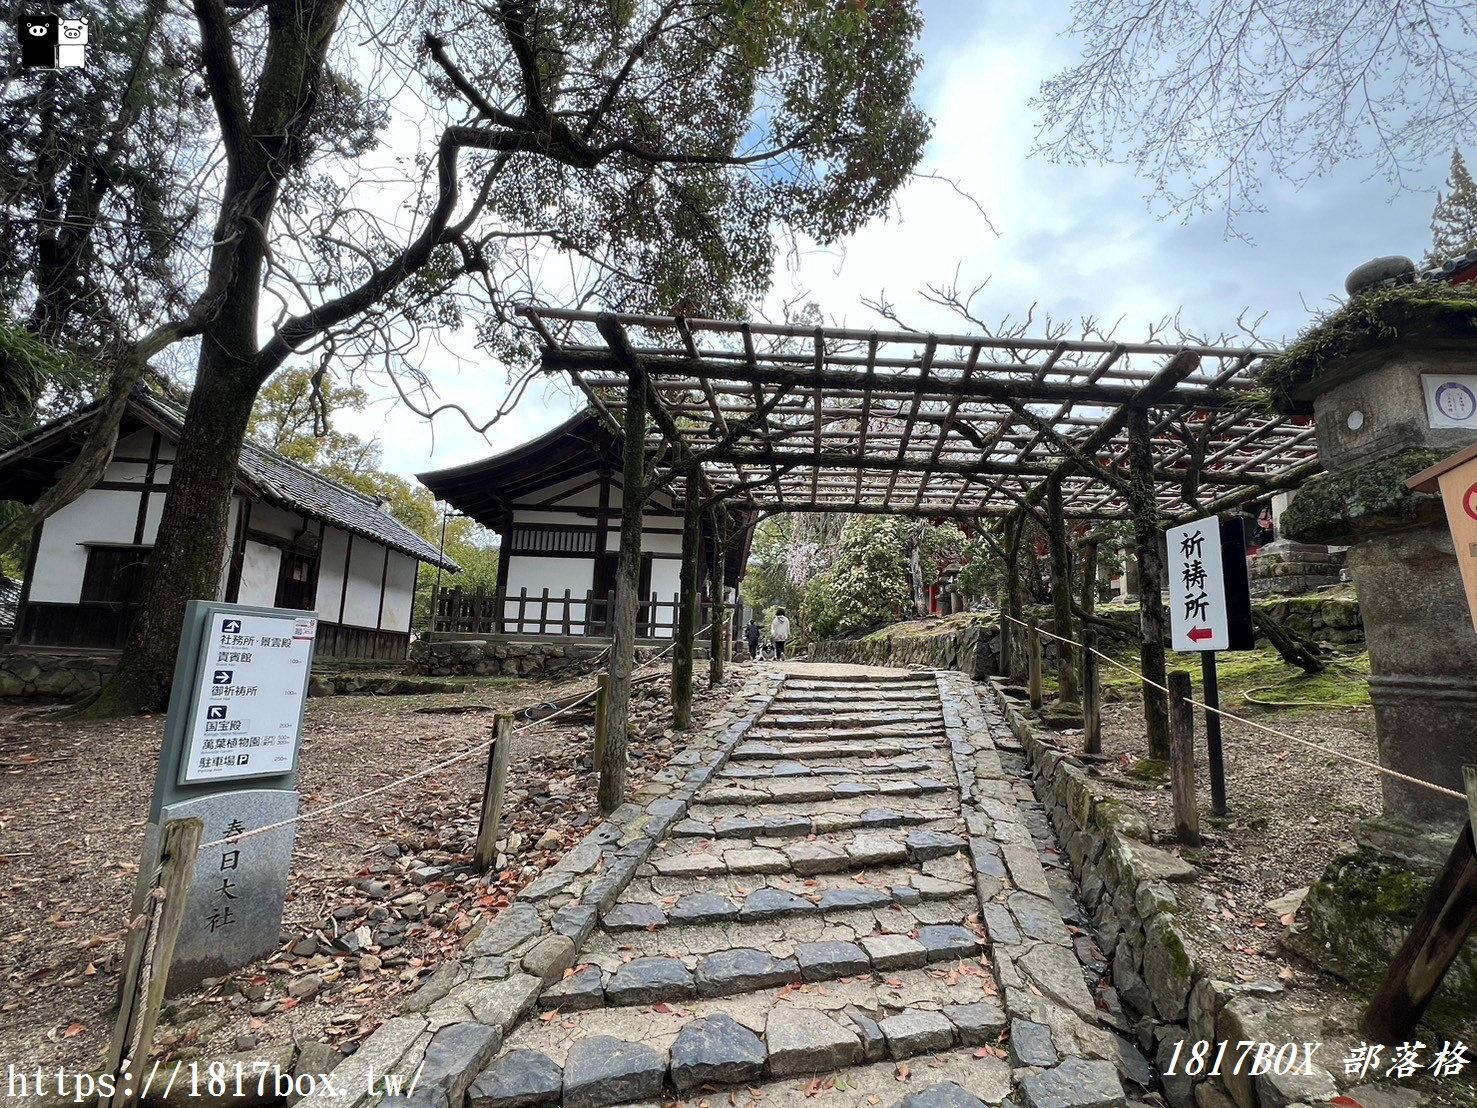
[1166,517,1230,652]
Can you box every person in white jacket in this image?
[769,609,791,660]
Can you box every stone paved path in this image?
[464,667,1139,1108]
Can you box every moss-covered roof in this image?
[1258,281,1477,414]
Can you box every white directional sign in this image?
[1166,516,1230,652]
[179,610,316,784]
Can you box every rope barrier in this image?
[198,613,730,851]
[999,611,1467,803]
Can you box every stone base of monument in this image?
[132,789,299,996]
[1248,540,1346,597]
[1283,817,1477,1040]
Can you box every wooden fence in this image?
[431,586,718,639]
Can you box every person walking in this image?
[769,608,791,660]
[744,617,761,660]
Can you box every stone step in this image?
[718,756,944,780]
[553,929,989,1018]
[730,738,942,760]
[698,776,954,806]
[746,725,948,743]
[600,866,979,934]
[644,825,969,880]
[674,803,957,839]
[756,715,939,732]
[772,690,941,705]
[780,674,939,687]
[480,982,1010,1108]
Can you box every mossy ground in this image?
[1094,643,1372,713]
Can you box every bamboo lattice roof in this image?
[519,308,1320,520]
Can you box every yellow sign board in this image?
[1409,444,1477,634]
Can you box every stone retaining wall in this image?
[810,593,1365,676]
[993,681,1350,1108]
[409,638,617,679]
[0,651,115,698]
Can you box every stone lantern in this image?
[1264,258,1477,827]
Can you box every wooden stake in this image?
[1128,406,1171,759]
[671,483,702,729]
[473,714,513,872]
[104,817,203,1108]
[593,673,609,772]
[1083,627,1102,756]
[1168,670,1200,846]
[709,510,727,685]
[1027,615,1043,709]
[1047,476,1080,704]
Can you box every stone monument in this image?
[1265,259,1477,1032]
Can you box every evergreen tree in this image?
[1425,149,1477,267]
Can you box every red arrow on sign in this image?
[1187,627,1214,643]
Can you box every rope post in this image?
[1027,615,1043,709]
[473,714,514,873]
[593,673,610,777]
[1082,627,1102,756]
[103,817,203,1108]
[1202,651,1228,816]
[1168,670,1201,846]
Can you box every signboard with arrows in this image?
[1166,515,1255,653]
[177,606,317,785]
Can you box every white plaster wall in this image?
[514,473,604,508]
[381,550,417,630]
[28,488,145,602]
[647,558,682,638]
[251,502,307,541]
[341,538,386,628]
[316,525,350,620]
[503,556,595,633]
[238,540,281,606]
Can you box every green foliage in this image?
[1258,282,1477,412]
[918,522,967,586]
[740,515,806,618]
[1426,148,1477,268]
[0,322,85,443]
[799,516,913,640]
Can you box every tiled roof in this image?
[0,575,20,630]
[135,393,458,570]
[1420,247,1477,284]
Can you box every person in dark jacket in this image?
[744,617,761,659]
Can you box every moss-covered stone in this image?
[1258,282,1477,413]
[1283,847,1477,1038]
[1279,449,1447,545]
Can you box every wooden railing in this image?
[430,586,717,639]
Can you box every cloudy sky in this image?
[339,0,1453,488]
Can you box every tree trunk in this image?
[81,362,262,715]
[671,481,701,729]
[599,374,647,814]
[1004,511,1030,682]
[1127,407,1171,759]
[1046,477,1079,704]
[1080,539,1099,617]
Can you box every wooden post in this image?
[1168,670,1201,846]
[103,817,203,1108]
[593,673,610,772]
[709,510,727,684]
[1080,538,1099,617]
[672,482,702,729]
[1361,765,1477,1043]
[1083,627,1102,756]
[1046,478,1080,704]
[599,367,648,814]
[473,714,514,872]
[1127,406,1171,759]
[561,589,572,635]
[1027,615,1043,709]
[1003,509,1029,681]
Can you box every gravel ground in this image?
[0,665,733,1075]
